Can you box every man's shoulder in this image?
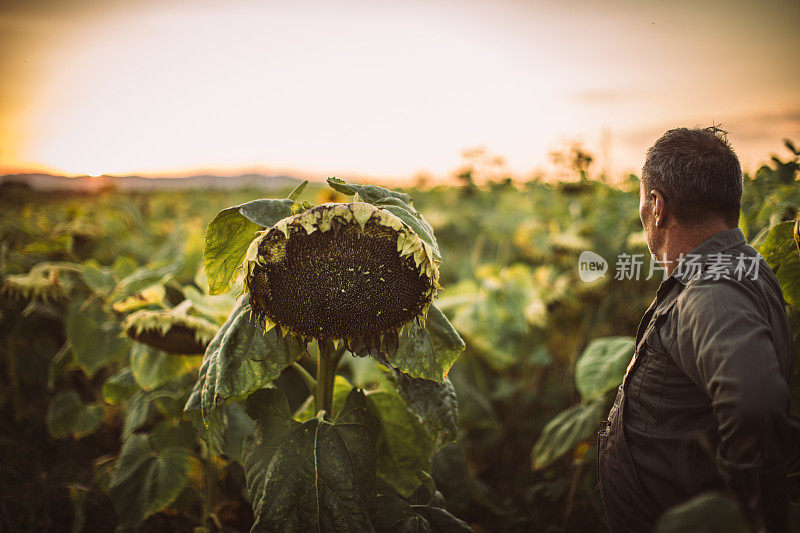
[674,253,774,322]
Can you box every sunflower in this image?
[243,202,441,351]
[123,307,218,355]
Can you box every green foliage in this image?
[203,199,296,294]
[4,143,797,531]
[130,343,202,390]
[367,388,436,496]
[65,299,131,376]
[242,388,378,532]
[46,392,105,439]
[385,304,465,382]
[185,294,304,424]
[655,492,748,533]
[531,399,604,470]
[108,434,192,528]
[102,368,139,404]
[574,336,634,401]
[203,206,260,295]
[329,176,441,258]
[754,219,800,308]
[388,371,458,452]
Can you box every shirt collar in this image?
[669,227,746,285]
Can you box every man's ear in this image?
[650,190,668,228]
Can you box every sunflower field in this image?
[1,141,799,532]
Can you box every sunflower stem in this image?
[315,340,337,421]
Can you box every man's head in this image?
[639,127,742,256]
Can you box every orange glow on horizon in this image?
[1,1,798,181]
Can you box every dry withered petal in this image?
[244,202,440,344]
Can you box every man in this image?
[597,127,800,532]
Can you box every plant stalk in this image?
[315,340,337,420]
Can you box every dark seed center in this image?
[251,220,430,339]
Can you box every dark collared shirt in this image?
[598,228,800,532]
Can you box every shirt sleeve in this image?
[674,278,798,529]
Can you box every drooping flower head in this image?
[123,309,218,355]
[243,202,441,350]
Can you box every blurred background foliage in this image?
[1,139,798,531]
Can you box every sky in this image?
[1,0,798,183]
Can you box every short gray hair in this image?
[642,127,742,226]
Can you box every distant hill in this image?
[0,172,303,192]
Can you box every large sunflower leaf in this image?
[574,336,635,402]
[242,388,379,533]
[204,207,260,295]
[383,305,465,382]
[108,434,191,528]
[45,392,105,439]
[184,294,303,424]
[366,388,436,497]
[66,300,131,377]
[327,176,412,205]
[238,198,295,227]
[530,398,604,470]
[388,371,458,452]
[204,199,294,295]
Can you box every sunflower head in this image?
[244,202,440,349]
[123,309,218,355]
[1,263,67,302]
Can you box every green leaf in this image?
[574,336,635,402]
[237,198,295,227]
[242,388,379,532]
[80,261,116,297]
[754,220,800,308]
[112,260,181,301]
[46,392,104,439]
[222,402,255,463]
[149,420,197,452]
[108,434,191,528]
[102,368,140,404]
[366,389,435,497]
[655,491,748,533]
[203,207,260,295]
[191,402,255,463]
[327,176,413,205]
[184,294,303,423]
[130,343,202,391]
[123,390,154,440]
[388,371,458,452]
[65,300,130,377]
[370,479,474,533]
[287,180,308,201]
[531,399,604,470]
[383,305,465,382]
[204,199,294,295]
[324,176,440,259]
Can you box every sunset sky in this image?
[1,0,798,182]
